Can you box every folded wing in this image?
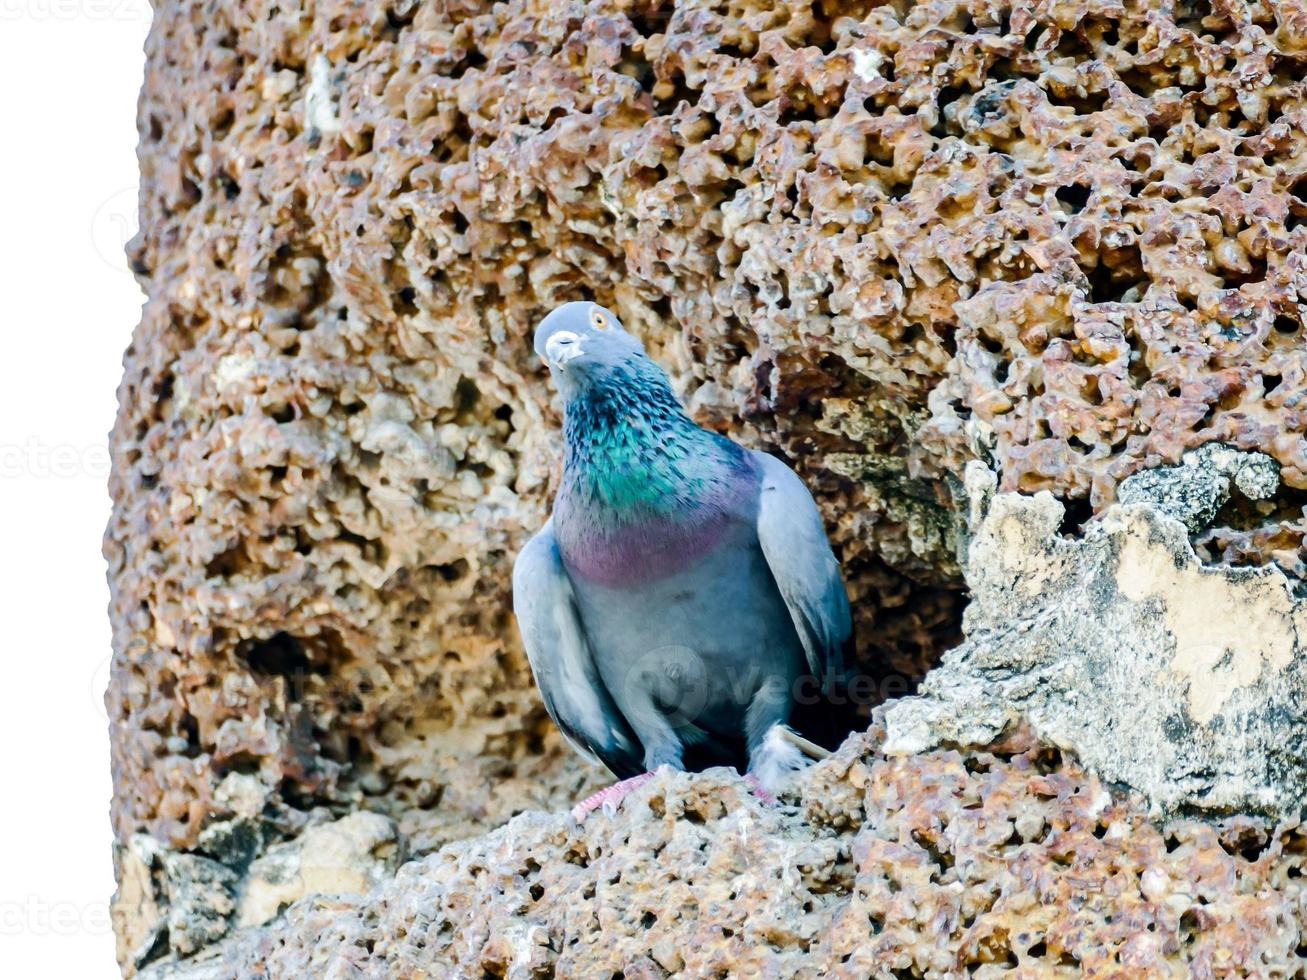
[752,451,852,688]
[512,520,645,778]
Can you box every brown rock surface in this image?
[140,726,1307,979]
[107,0,1307,971]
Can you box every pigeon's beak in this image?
[544,330,584,369]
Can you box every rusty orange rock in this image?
[108,0,1307,972]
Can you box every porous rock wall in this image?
[141,727,1307,978]
[107,0,1307,972]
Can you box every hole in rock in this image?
[825,555,968,739]
[1084,245,1147,303]
[237,630,349,689]
[240,632,311,677]
[395,286,418,315]
[1055,183,1091,213]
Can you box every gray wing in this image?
[512,519,645,779]
[752,451,852,687]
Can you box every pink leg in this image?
[744,773,777,806]
[571,772,655,822]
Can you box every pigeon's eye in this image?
[590,309,609,330]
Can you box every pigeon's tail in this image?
[749,724,831,795]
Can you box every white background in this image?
[0,2,151,975]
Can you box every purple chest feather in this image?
[556,503,737,587]
[554,462,759,588]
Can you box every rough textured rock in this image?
[140,726,1307,979]
[112,808,402,970]
[1118,440,1280,532]
[236,810,402,928]
[107,0,1307,971]
[885,455,1307,819]
[113,834,240,968]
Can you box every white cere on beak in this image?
[545,330,584,368]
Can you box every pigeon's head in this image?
[533,302,647,391]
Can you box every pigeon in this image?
[512,301,853,820]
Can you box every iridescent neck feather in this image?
[553,354,755,584]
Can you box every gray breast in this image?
[567,520,806,738]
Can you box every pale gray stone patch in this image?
[1117,442,1280,533]
[885,455,1307,820]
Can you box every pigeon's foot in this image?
[571,772,655,822]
